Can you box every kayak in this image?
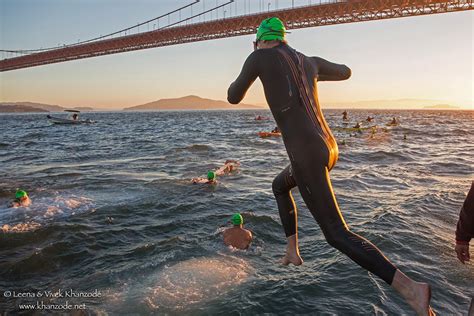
[258,131,281,138]
[47,115,95,125]
[334,126,377,132]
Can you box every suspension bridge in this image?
[0,0,472,72]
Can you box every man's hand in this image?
[455,243,470,264]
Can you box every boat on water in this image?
[47,110,95,125]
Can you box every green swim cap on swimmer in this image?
[15,189,28,199]
[207,171,216,181]
[256,17,288,42]
[231,213,243,226]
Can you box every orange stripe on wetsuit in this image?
[278,47,339,171]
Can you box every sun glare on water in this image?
[145,256,251,310]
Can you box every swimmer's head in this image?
[231,213,243,226]
[15,189,28,200]
[256,17,288,42]
[207,171,216,181]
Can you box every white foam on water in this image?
[0,193,95,233]
[145,255,251,310]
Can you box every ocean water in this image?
[0,109,472,315]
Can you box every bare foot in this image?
[392,270,435,316]
[405,282,434,316]
[281,252,303,266]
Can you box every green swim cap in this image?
[207,171,216,181]
[15,189,28,199]
[231,213,243,225]
[256,17,287,41]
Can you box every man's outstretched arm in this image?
[228,52,260,104]
[313,56,351,81]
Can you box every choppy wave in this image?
[0,110,472,314]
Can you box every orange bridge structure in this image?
[1,0,472,72]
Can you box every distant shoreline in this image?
[1,108,472,115]
[3,96,470,113]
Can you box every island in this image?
[0,102,98,113]
[123,95,263,111]
[0,102,65,112]
[423,104,460,110]
[0,104,49,113]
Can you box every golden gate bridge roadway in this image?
[0,0,472,72]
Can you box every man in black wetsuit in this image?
[227,17,434,315]
[455,181,474,264]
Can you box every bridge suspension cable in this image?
[0,0,235,55]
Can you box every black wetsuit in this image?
[228,43,397,285]
[456,181,474,245]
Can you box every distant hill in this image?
[0,104,49,113]
[325,99,463,109]
[0,102,64,112]
[423,104,460,110]
[124,95,263,111]
[0,102,100,113]
[73,107,95,111]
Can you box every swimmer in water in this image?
[353,122,362,129]
[389,117,398,125]
[215,160,240,176]
[223,213,253,250]
[191,171,217,184]
[370,126,377,138]
[227,17,434,315]
[366,116,374,122]
[10,189,31,207]
[271,126,281,133]
[342,110,348,121]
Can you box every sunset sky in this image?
[0,0,472,109]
